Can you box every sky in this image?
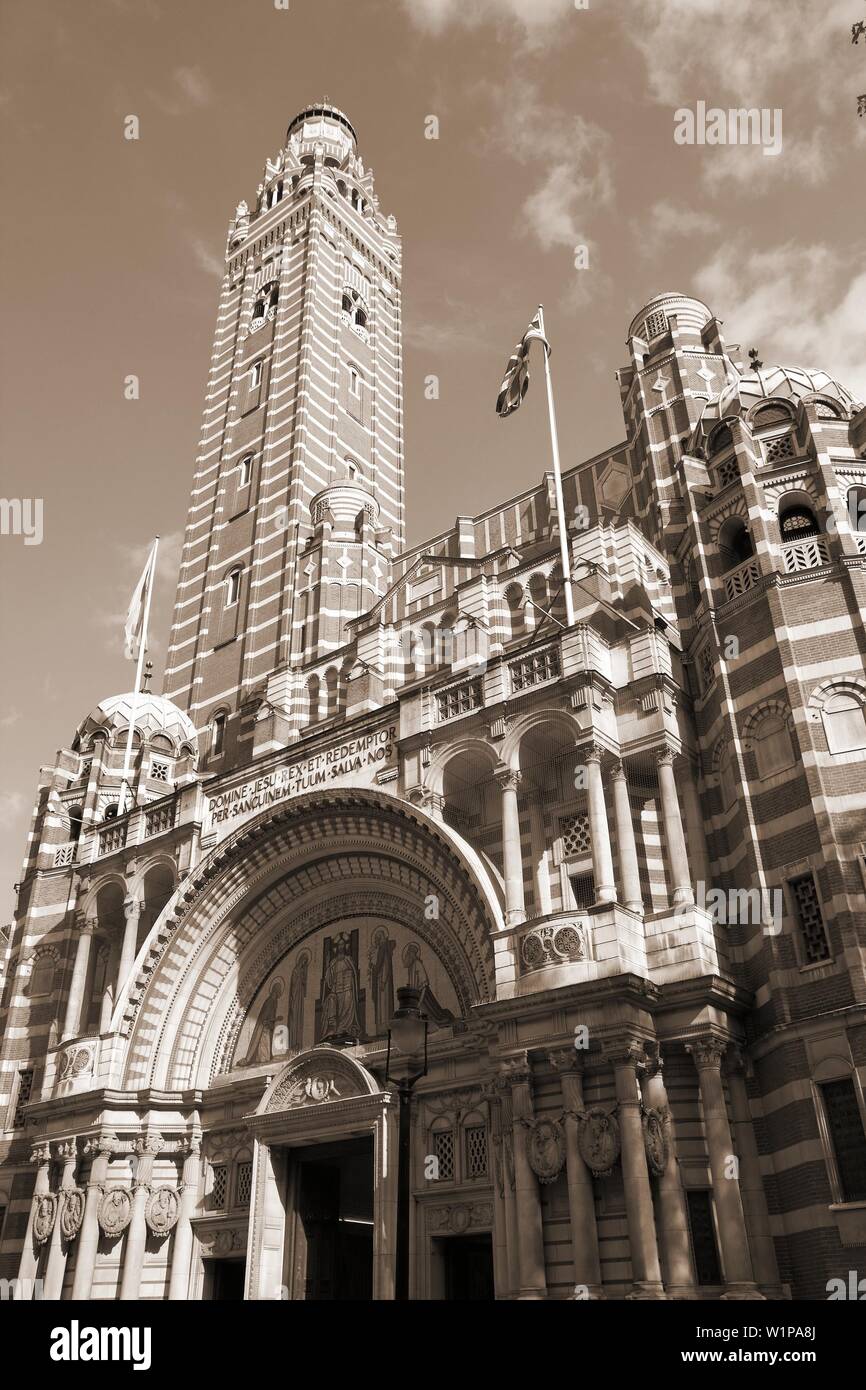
[1,0,864,918]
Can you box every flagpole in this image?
[120,537,159,813]
[536,306,575,627]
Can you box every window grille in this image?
[235,1161,253,1209]
[723,558,761,601]
[644,309,668,340]
[210,1164,228,1210]
[560,813,591,858]
[145,801,176,838]
[465,1125,488,1179]
[13,1069,34,1128]
[765,434,795,463]
[699,645,714,693]
[54,844,75,867]
[821,1079,866,1203]
[568,871,596,910]
[150,760,169,783]
[98,822,127,856]
[790,873,830,963]
[715,457,739,490]
[509,644,560,693]
[80,760,92,783]
[782,537,830,573]
[686,1190,722,1285]
[435,679,482,723]
[433,1130,455,1182]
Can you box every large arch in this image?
[114,788,504,1092]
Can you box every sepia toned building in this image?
[2,103,866,1302]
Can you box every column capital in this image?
[134,1131,165,1157]
[54,1138,78,1164]
[610,759,627,782]
[74,911,99,935]
[30,1143,52,1167]
[123,895,143,921]
[579,740,606,765]
[84,1130,118,1158]
[602,1037,648,1071]
[655,744,677,769]
[494,765,522,793]
[685,1035,728,1072]
[548,1048,584,1075]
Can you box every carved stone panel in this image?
[526,1118,566,1184]
[577,1107,621,1177]
[145,1187,181,1237]
[33,1192,58,1245]
[59,1187,86,1241]
[98,1187,133,1238]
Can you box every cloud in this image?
[149,66,212,117]
[642,200,717,254]
[0,710,21,730]
[693,242,866,401]
[0,792,25,831]
[483,80,613,253]
[624,0,855,188]
[187,235,224,278]
[401,0,574,43]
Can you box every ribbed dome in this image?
[715,364,862,418]
[75,693,198,751]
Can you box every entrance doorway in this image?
[207,1258,246,1300]
[294,1136,374,1300]
[437,1234,495,1300]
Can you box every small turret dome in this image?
[74,692,198,753]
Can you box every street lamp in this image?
[385,985,428,1301]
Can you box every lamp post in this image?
[385,985,428,1301]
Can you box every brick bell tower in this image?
[163,102,404,762]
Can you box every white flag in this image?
[124,541,157,661]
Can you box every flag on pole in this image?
[495,311,551,418]
[123,540,157,661]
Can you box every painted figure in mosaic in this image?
[368,927,395,1033]
[403,942,453,1027]
[286,951,310,1052]
[320,933,363,1041]
[238,976,284,1066]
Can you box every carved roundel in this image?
[59,1188,86,1241]
[642,1108,669,1177]
[33,1192,59,1245]
[145,1187,181,1237]
[577,1107,621,1177]
[98,1187,133,1238]
[527,1118,566,1185]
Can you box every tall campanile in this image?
[164,103,404,747]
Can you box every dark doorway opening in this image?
[296,1136,374,1300]
[439,1233,495,1300]
[209,1258,246,1300]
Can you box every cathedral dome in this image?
[715,363,863,418]
[74,692,198,753]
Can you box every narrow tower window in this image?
[211,713,226,758]
[239,455,253,488]
[250,361,262,390]
[226,568,242,607]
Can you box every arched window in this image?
[822,692,866,754]
[68,805,84,844]
[718,745,738,810]
[103,803,119,821]
[226,568,242,607]
[847,487,866,534]
[249,361,262,390]
[307,675,321,726]
[348,365,361,398]
[211,713,226,758]
[752,713,795,779]
[504,583,525,640]
[717,518,754,570]
[29,952,56,998]
[239,454,253,489]
[779,499,819,541]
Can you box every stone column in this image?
[116,895,143,1000]
[504,1057,546,1298]
[686,1037,762,1299]
[168,1135,202,1300]
[640,1048,696,1298]
[726,1049,781,1295]
[679,762,711,889]
[71,1133,115,1299]
[16,1143,52,1292]
[527,792,552,918]
[44,1140,78,1300]
[607,1040,664,1298]
[611,761,643,913]
[484,1084,513,1299]
[120,1133,163,1300]
[492,1077,520,1296]
[549,1050,602,1298]
[656,748,694,906]
[99,937,116,1034]
[62,914,97,1040]
[496,769,526,926]
[584,744,616,903]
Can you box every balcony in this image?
[723,557,761,601]
[782,536,830,573]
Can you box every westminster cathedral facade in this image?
[2,103,866,1302]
